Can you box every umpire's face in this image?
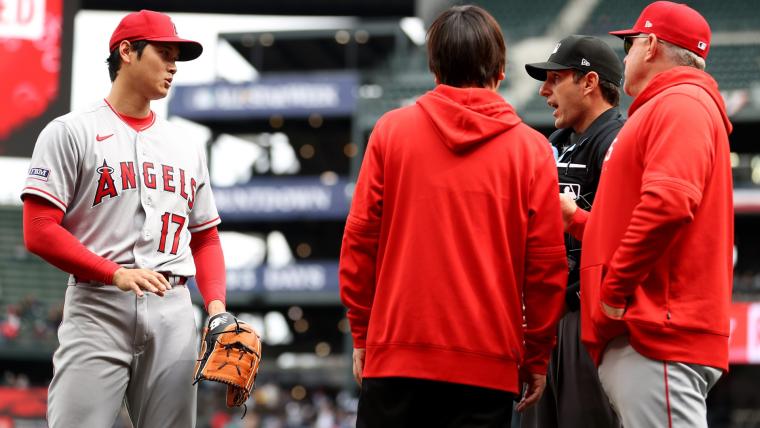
[539,69,587,132]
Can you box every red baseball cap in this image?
[609,1,711,59]
[109,10,203,61]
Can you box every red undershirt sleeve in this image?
[22,195,122,284]
[567,207,589,241]
[189,226,226,309]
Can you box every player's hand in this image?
[112,267,172,297]
[559,192,578,230]
[601,301,625,319]
[352,348,366,386]
[516,372,546,412]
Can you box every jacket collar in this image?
[551,107,622,147]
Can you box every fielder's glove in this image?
[193,312,262,408]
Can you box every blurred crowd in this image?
[0,371,31,389]
[111,383,358,428]
[732,271,760,296]
[204,383,356,428]
[0,296,62,344]
[2,370,358,428]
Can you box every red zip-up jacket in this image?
[339,84,567,393]
[572,67,734,370]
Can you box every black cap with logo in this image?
[525,35,623,86]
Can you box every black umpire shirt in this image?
[551,107,625,311]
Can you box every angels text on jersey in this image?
[93,159,198,209]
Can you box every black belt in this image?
[73,272,188,286]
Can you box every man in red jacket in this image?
[339,5,567,427]
[560,2,733,427]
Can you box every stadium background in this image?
[1,0,759,426]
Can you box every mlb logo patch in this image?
[560,183,581,200]
[28,167,50,182]
[697,41,707,50]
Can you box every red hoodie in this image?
[339,84,567,393]
[573,67,734,370]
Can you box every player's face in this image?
[539,69,585,131]
[132,42,179,100]
[622,35,648,97]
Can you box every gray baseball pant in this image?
[47,282,198,428]
[598,336,722,428]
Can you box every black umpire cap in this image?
[525,35,623,86]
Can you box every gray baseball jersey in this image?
[22,99,220,276]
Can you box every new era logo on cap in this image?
[609,1,711,59]
[581,58,591,66]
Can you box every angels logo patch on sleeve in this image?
[28,167,50,182]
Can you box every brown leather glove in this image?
[193,312,262,407]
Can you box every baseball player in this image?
[21,10,226,427]
[521,35,623,428]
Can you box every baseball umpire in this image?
[521,35,624,428]
[22,10,230,427]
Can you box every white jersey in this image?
[21,99,220,277]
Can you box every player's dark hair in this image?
[106,40,149,82]
[427,5,505,88]
[572,70,620,107]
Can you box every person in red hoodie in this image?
[560,2,733,427]
[339,5,567,427]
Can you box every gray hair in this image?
[660,40,706,70]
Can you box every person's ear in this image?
[119,40,132,64]
[583,71,600,96]
[644,33,659,62]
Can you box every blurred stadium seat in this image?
[480,0,568,42]
[582,0,760,34]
